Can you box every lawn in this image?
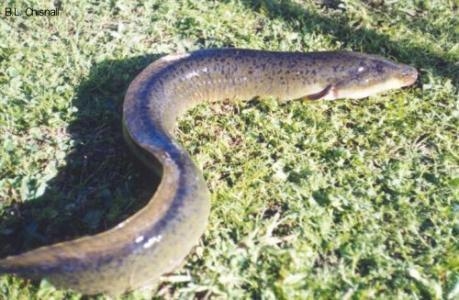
[0,0,458,299]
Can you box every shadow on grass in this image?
[242,0,458,87]
[0,54,164,258]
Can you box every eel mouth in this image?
[400,66,418,87]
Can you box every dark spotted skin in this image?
[0,49,417,296]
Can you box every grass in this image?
[0,0,458,299]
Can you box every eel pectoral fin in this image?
[303,84,334,100]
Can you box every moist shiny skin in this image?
[0,49,417,296]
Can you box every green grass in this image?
[0,0,458,299]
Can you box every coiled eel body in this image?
[0,49,417,296]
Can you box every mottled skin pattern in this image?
[0,49,417,296]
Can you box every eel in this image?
[0,49,418,296]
